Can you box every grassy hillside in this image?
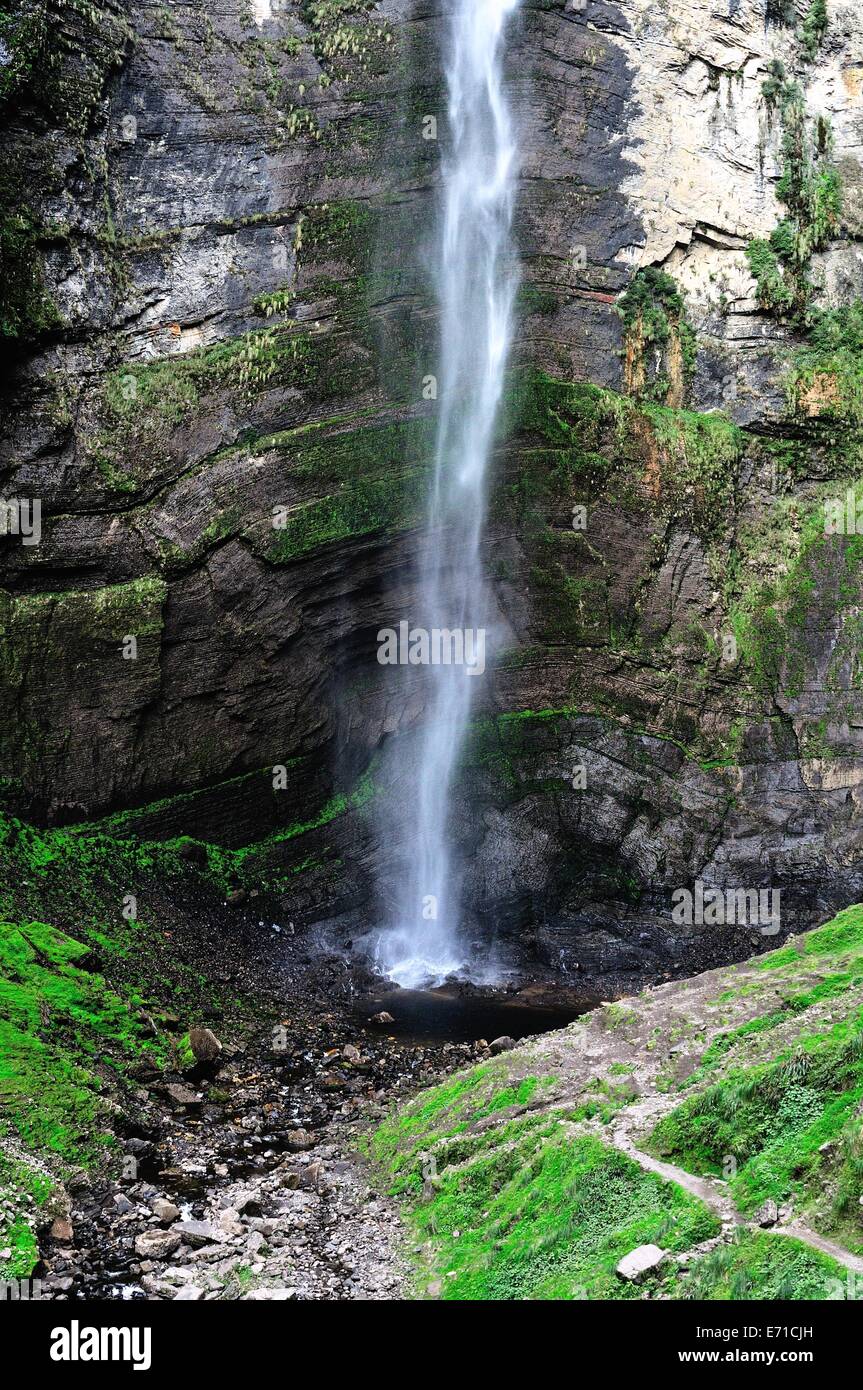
[373,906,863,1300]
[0,810,255,1282]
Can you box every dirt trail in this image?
[607,1100,863,1277]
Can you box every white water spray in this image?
[376,0,520,988]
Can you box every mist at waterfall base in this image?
[373,0,521,991]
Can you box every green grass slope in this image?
[373,905,863,1300]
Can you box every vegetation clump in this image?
[799,0,828,63]
[747,76,842,319]
[616,267,697,406]
[0,208,62,340]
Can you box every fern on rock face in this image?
[747,68,842,321]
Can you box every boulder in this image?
[49,1217,73,1243]
[615,1244,667,1283]
[151,1198,180,1223]
[756,1199,779,1228]
[188,1027,222,1064]
[173,1220,224,1249]
[134,1229,182,1260]
[489,1036,517,1055]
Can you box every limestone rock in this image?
[152,1198,181,1224]
[134,1229,182,1260]
[173,1220,224,1249]
[616,1245,667,1283]
[756,1200,779,1228]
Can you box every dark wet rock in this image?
[489,1036,517,1055]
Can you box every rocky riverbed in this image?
[32,979,508,1301]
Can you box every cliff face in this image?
[2,0,863,983]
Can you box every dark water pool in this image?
[353,987,591,1044]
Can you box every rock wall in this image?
[2,0,862,980]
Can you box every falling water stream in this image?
[376,0,520,988]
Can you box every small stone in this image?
[370,1012,394,1025]
[616,1244,667,1282]
[50,1218,73,1243]
[218,1208,244,1235]
[134,1230,182,1260]
[113,1194,135,1214]
[174,1285,205,1300]
[303,1162,323,1191]
[188,1027,222,1064]
[489,1036,517,1055]
[285,1129,315,1152]
[166,1083,201,1108]
[342,1044,361,1062]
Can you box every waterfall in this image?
[376,0,520,988]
